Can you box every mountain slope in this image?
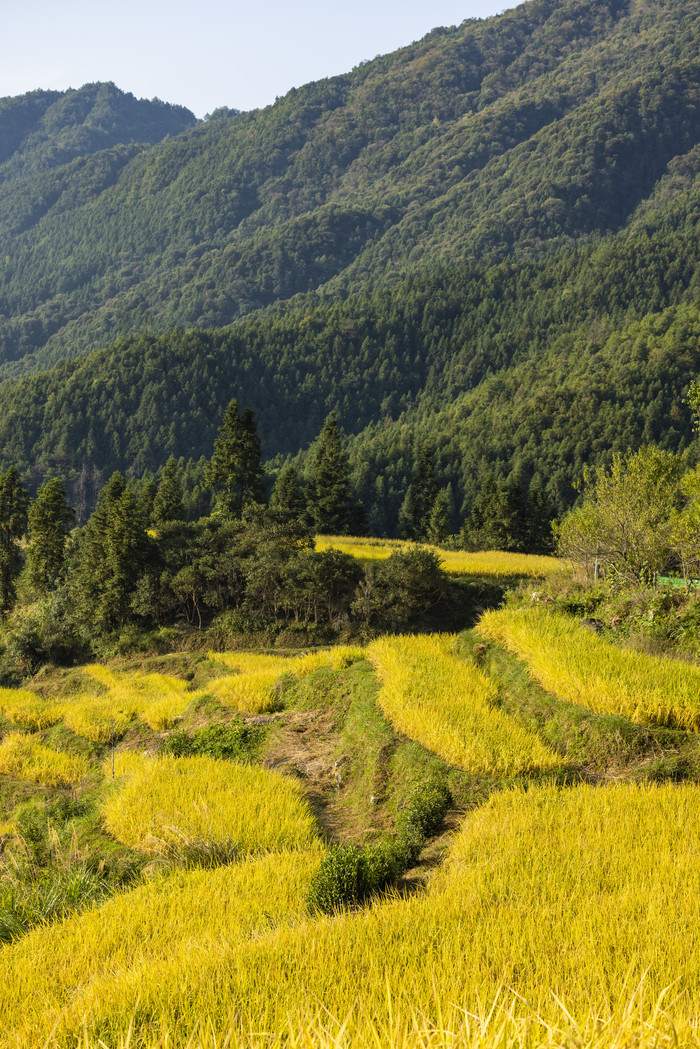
[2,0,700,372]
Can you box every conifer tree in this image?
[26,478,73,595]
[269,463,307,524]
[400,445,438,541]
[206,400,265,518]
[153,456,184,523]
[461,473,526,552]
[0,466,28,613]
[524,475,557,553]
[426,487,453,545]
[307,413,358,535]
[70,472,153,631]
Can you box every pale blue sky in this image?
[4,0,523,117]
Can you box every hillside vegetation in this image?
[1,0,700,528]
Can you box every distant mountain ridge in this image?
[0,83,195,184]
[2,0,700,372]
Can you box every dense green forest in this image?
[2,0,700,371]
[2,0,700,533]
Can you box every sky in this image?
[3,0,523,118]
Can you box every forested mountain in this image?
[0,84,195,185]
[2,0,700,533]
[2,0,700,371]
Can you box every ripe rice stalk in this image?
[367,634,564,775]
[0,732,89,788]
[102,751,318,856]
[7,782,700,1046]
[477,607,700,729]
[0,689,67,730]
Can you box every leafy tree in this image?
[555,447,683,583]
[352,548,447,629]
[153,456,184,524]
[206,400,265,519]
[26,479,73,595]
[0,466,28,613]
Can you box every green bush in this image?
[160,722,262,762]
[396,779,452,847]
[307,845,369,913]
[308,778,452,914]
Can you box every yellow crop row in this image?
[316,535,563,578]
[290,645,365,676]
[0,645,368,742]
[80,667,194,732]
[101,751,319,858]
[0,732,89,788]
[367,634,563,775]
[477,607,700,729]
[0,687,67,730]
[4,782,700,1046]
[206,646,366,712]
[205,652,294,712]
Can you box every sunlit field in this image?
[368,634,563,775]
[207,647,366,711]
[0,686,66,729]
[478,606,700,729]
[101,751,319,858]
[4,782,700,1046]
[0,731,89,787]
[316,535,563,578]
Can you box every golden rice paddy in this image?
[367,633,564,774]
[477,606,700,729]
[316,535,563,578]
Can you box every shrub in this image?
[307,845,369,913]
[396,778,452,848]
[160,723,263,762]
[307,779,452,914]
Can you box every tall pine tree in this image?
[206,400,265,518]
[0,466,28,613]
[26,478,73,595]
[153,456,184,524]
[308,413,362,535]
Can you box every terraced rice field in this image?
[367,633,564,775]
[316,535,563,578]
[478,606,700,729]
[1,620,700,1047]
